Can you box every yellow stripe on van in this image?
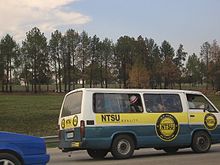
[189,112,207,124]
[96,113,189,125]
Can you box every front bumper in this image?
[23,154,50,165]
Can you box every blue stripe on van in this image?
[59,124,220,150]
[84,124,193,149]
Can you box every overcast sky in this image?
[0,0,219,55]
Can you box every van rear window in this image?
[61,91,82,117]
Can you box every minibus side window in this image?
[144,94,164,112]
[93,93,143,113]
[186,94,218,112]
[162,94,183,112]
[144,94,183,113]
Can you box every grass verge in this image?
[0,93,64,136]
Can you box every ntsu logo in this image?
[204,113,217,130]
[101,114,120,122]
[156,114,179,141]
[73,115,78,127]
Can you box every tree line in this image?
[0,27,220,93]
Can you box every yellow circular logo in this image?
[156,114,179,141]
[61,119,65,129]
[204,113,217,130]
[73,115,78,127]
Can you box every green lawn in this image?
[0,93,64,137]
[0,92,220,137]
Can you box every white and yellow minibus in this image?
[58,88,220,159]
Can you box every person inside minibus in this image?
[129,95,143,113]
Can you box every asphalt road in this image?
[48,144,220,165]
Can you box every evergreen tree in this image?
[200,42,211,89]
[174,44,187,89]
[75,31,90,87]
[89,35,100,87]
[49,30,63,92]
[64,29,80,91]
[186,53,204,86]
[23,27,48,93]
[0,40,5,91]
[209,40,220,90]
[101,38,114,88]
[160,40,176,88]
[115,36,135,88]
[0,34,18,92]
[145,38,161,88]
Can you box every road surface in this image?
[48,144,220,165]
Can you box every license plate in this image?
[66,132,74,139]
[72,142,80,147]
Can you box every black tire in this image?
[163,147,179,154]
[87,149,108,159]
[0,153,22,165]
[111,135,135,159]
[191,131,211,153]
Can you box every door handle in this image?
[190,115,195,117]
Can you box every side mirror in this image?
[203,104,209,112]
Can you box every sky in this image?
[0,0,219,55]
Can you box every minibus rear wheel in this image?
[191,131,211,153]
[111,135,135,159]
[163,147,179,154]
[87,149,108,159]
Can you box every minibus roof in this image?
[66,88,203,95]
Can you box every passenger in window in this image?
[104,98,115,113]
[129,95,143,112]
[156,103,165,112]
[187,95,196,109]
[164,97,179,112]
[152,98,165,112]
[144,95,164,112]
[95,94,104,113]
[150,98,165,112]
[164,98,173,111]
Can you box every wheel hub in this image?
[0,159,15,165]
[197,136,208,149]
[117,139,130,155]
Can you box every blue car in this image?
[0,131,50,165]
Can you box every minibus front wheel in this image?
[191,131,211,153]
[111,135,135,159]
